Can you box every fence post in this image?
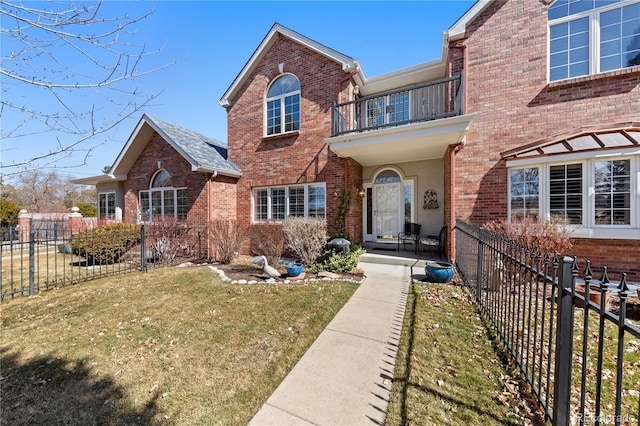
[29,227,35,297]
[140,224,146,272]
[552,256,576,426]
[476,227,484,302]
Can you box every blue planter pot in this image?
[286,262,303,277]
[424,260,454,283]
[58,244,72,254]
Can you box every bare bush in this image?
[283,217,327,266]
[483,217,574,255]
[249,223,284,268]
[208,220,245,264]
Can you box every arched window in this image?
[139,170,187,222]
[266,74,300,136]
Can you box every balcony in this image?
[326,73,473,166]
[332,74,464,137]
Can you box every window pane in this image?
[549,164,582,224]
[164,189,175,217]
[99,194,107,219]
[254,189,268,221]
[510,168,539,220]
[284,94,300,132]
[600,4,640,72]
[152,170,172,188]
[593,159,631,225]
[107,193,116,219]
[151,191,162,220]
[308,185,325,217]
[140,191,150,222]
[266,100,281,135]
[267,74,300,97]
[177,189,187,219]
[288,186,305,217]
[271,188,285,220]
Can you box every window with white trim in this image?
[252,183,325,222]
[266,74,300,136]
[508,155,638,232]
[139,170,187,222]
[98,192,116,220]
[548,0,640,82]
[509,168,540,220]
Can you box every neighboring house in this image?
[76,0,640,279]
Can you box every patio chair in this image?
[419,226,446,258]
[397,222,422,253]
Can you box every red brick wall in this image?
[449,0,640,279]
[123,132,236,224]
[226,35,362,244]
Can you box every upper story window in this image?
[548,0,640,82]
[265,74,300,136]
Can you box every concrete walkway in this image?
[249,255,424,425]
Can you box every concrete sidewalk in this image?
[249,257,420,425]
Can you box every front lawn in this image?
[1,266,358,425]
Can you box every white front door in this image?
[373,182,402,241]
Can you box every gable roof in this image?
[219,23,357,107]
[109,114,241,179]
[502,122,640,162]
[447,0,493,41]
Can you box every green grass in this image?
[1,266,358,425]
[386,281,547,425]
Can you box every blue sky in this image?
[1,0,475,182]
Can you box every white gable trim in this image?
[447,0,493,42]
[219,23,357,108]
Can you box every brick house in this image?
[77,1,639,279]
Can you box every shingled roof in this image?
[107,114,242,180]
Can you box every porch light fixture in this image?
[358,188,365,197]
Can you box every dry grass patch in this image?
[386,280,547,426]
[1,266,358,425]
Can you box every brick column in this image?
[68,206,84,237]
[18,209,31,243]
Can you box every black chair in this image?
[397,222,421,253]
[419,226,446,257]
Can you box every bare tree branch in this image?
[0,0,176,175]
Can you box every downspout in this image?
[448,42,467,263]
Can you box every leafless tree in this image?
[11,169,96,212]
[0,0,173,174]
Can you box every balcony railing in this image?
[331,73,464,137]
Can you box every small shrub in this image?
[0,200,21,227]
[483,217,574,255]
[71,223,140,265]
[309,243,364,274]
[209,220,246,264]
[76,203,97,217]
[249,222,284,268]
[283,217,327,266]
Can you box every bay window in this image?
[253,183,326,222]
[508,156,638,236]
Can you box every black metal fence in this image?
[1,220,209,300]
[455,220,640,426]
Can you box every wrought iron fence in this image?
[455,220,640,426]
[1,221,209,300]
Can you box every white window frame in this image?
[139,170,187,222]
[548,0,640,82]
[507,150,640,239]
[251,183,326,223]
[265,74,301,136]
[98,192,116,220]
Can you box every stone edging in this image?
[207,265,365,285]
